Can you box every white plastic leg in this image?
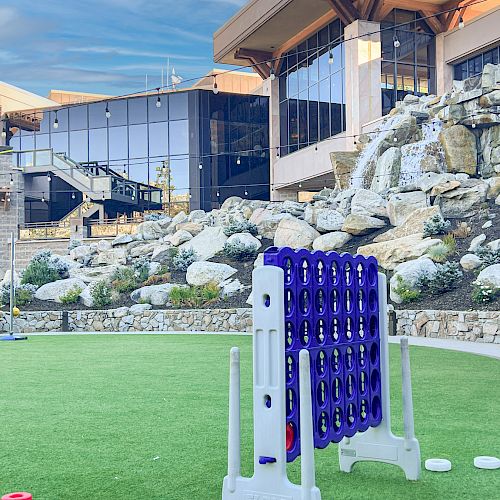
[223,266,321,500]
[338,273,421,481]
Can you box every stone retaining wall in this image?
[1,307,498,343]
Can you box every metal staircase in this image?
[14,149,162,207]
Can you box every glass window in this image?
[88,102,108,129]
[69,105,88,130]
[453,46,499,81]
[169,119,189,156]
[35,133,49,150]
[289,98,298,153]
[128,124,148,159]
[51,132,68,156]
[88,128,108,162]
[108,126,128,161]
[107,99,128,127]
[128,96,148,125]
[69,130,88,163]
[169,92,188,121]
[148,94,168,123]
[149,121,168,159]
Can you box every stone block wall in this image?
[395,310,500,343]
[0,152,24,275]
[1,306,498,345]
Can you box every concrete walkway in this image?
[12,331,500,360]
[388,335,500,360]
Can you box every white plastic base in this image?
[222,474,321,500]
[424,458,452,472]
[474,456,500,470]
[339,426,421,480]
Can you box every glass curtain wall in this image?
[453,45,500,80]
[10,93,191,200]
[380,10,436,115]
[278,18,345,157]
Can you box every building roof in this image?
[0,81,59,114]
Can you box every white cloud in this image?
[66,46,206,60]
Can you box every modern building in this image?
[1,71,269,224]
[214,0,500,199]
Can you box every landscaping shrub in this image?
[60,285,82,305]
[171,248,198,271]
[426,243,452,263]
[422,214,451,237]
[21,250,69,288]
[471,282,499,304]
[392,275,421,304]
[111,267,139,294]
[223,220,258,237]
[133,256,151,282]
[68,239,82,251]
[475,246,500,269]
[442,234,457,253]
[223,240,258,261]
[452,221,471,239]
[91,281,112,308]
[416,261,462,295]
[143,273,171,286]
[0,283,37,307]
[169,283,220,308]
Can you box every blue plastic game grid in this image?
[264,247,383,462]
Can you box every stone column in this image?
[0,151,25,276]
[435,33,453,96]
[344,20,382,142]
[262,77,280,201]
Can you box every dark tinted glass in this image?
[169,92,188,120]
[69,105,88,130]
[128,97,148,124]
[89,102,108,128]
[107,99,128,126]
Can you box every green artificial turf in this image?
[0,335,498,500]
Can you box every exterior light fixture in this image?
[198,162,203,170]
[102,191,106,201]
[41,192,45,203]
[393,136,398,142]
[156,88,162,108]
[458,16,464,29]
[105,103,111,119]
[299,182,302,188]
[131,193,135,200]
[212,75,219,95]
[53,111,59,129]
[472,121,476,129]
[244,187,248,196]
[393,34,400,48]
[216,189,220,197]
[47,172,52,182]
[236,156,241,165]
[9,174,13,186]
[269,68,276,81]
[72,191,76,200]
[276,146,280,158]
[328,49,334,65]
[314,144,318,151]
[6,194,10,202]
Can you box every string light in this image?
[198,162,203,170]
[276,147,280,158]
[393,34,400,48]
[71,191,76,199]
[269,68,276,81]
[328,48,334,64]
[244,187,248,196]
[105,104,111,119]
[212,75,219,95]
[472,120,476,128]
[1,130,6,139]
[102,191,105,201]
[236,156,241,165]
[156,88,162,108]
[298,182,302,188]
[9,174,13,186]
[47,172,52,182]
[216,189,220,197]
[41,192,45,203]
[393,136,398,142]
[458,16,465,29]
[53,111,59,129]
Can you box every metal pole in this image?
[9,231,15,335]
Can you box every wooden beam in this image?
[360,0,378,20]
[419,9,445,34]
[325,0,360,25]
[234,48,272,79]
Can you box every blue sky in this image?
[0,0,246,97]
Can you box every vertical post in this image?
[400,337,416,451]
[9,232,15,335]
[299,349,316,500]
[227,347,241,492]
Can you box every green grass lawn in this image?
[0,335,498,500]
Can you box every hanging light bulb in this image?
[71,191,76,200]
[472,121,476,129]
[131,193,135,201]
[102,191,105,201]
[47,172,52,182]
[393,136,398,142]
[328,48,334,65]
[216,189,220,197]
[236,156,241,165]
[7,194,11,203]
[244,187,248,196]
[314,144,318,151]
[41,192,45,203]
[198,162,203,170]
[156,88,162,108]
[212,76,219,95]
[458,16,465,30]
[9,174,14,186]
[189,191,192,199]
[269,67,276,81]
[276,147,280,158]
[105,103,111,119]
[299,182,302,188]
[393,34,400,48]
[53,111,59,129]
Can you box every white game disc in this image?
[425,458,452,472]
[474,456,500,470]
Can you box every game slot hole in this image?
[332,407,343,433]
[286,389,296,417]
[286,321,294,348]
[331,317,340,343]
[286,422,297,452]
[371,396,381,420]
[316,350,327,376]
[315,289,325,314]
[358,316,365,339]
[369,315,378,337]
[316,381,328,408]
[370,343,379,364]
[371,369,380,392]
[315,260,325,284]
[332,377,342,403]
[300,259,310,284]
[315,319,326,344]
[345,290,353,313]
[345,317,353,340]
[359,371,367,394]
[285,289,294,316]
[344,262,353,286]
[345,346,354,370]
[284,257,293,284]
[360,399,369,422]
[347,403,357,428]
[299,289,310,314]
[299,320,311,346]
[286,355,296,382]
[330,289,339,313]
[331,348,341,373]
[356,262,365,286]
[346,374,355,399]
[359,344,366,367]
[317,411,329,438]
[331,261,339,285]
[368,263,378,285]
